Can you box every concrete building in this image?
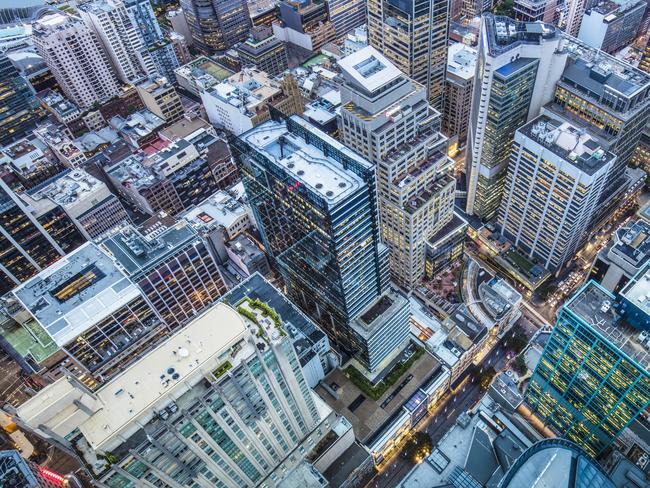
[513,0,558,22]
[0,450,70,487]
[343,24,368,56]
[15,301,341,487]
[224,233,271,277]
[202,69,303,134]
[31,12,121,109]
[465,15,566,222]
[0,136,65,191]
[182,189,252,243]
[498,116,614,274]
[180,0,252,53]
[165,8,193,45]
[235,26,288,77]
[424,212,467,278]
[578,0,647,54]
[101,219,226,328]
[79,0,156,84]
[443,43,477,151]
[339,47,455,290]
[29,168,130,240]
[109,109,165,148]
[525,281,650,457]
[136,75,184,123]
[325,0,366,39]
[590,219,650,293]
[275,0,336,51]
[477,277,522,332]
[232,115,411,374]
[618,263,650,331]
[174,55,235,96]
[367,0,449,111]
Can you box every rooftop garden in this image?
[237,298,287,341]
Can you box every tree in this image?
[403,432,433,464]
[505,325,528,354]
[512,354,528,375]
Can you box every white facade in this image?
[32,13,121,108]
[79,0,156,84]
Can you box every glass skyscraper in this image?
[230,115,410,372]
[525,280,650,457]
[0,53,43,146]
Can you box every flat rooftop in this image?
[351,290,408,340]
[620,264,650,322]
[12,244,140,347]
[338,46,403,93]
[182,190,248,232]
[30,168,107,208]
[240,116,370,205]
[447,43,478,81]
[565,281,650,369]
[519,115,615,175]
[608,220,650,269]
[484,14,558,56]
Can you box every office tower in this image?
[640,38,650,74]
[202,69,303,135]
[180,0,252,54]
[166,8,194,45]
[564,0,587,36]
[618,263,650,330]
[0,179,85,295]
[525,280,650,457]
[326,0,366,39]
[101,219,227,327]
[277,0,336,51]
[498,115,613,274]
[169,31,192,65]
[444,43,477,150]
[339,47,455,290]
[231,115,410,373]
[513,0,557,22]
[136,75,184,123]
[500,439,615,487]
[235,26,288,77]
[16,302,338,487]
[79,0,156,84]
[545,42,650,207]
[0,450,71,488]
[465,15,565,221]
[11,243,167,386]
[0,136,66,191]
[30,168,130,239]
[0,53,43,146]
[367,0,449,111]
[578,0,646,54]
[32,13,121,109]
[123,0,181,80]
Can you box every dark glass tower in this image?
[231,115,410,372]
[180,0,252,54]
[0,53,43,146]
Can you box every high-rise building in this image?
[367,0,449,111]
[465,15,566,221]
[639,38,650,74]
[617,263,650,331]
[513,0,557,22]
[443,43,477,151]
[578,0,646,54]
[0,53,43,146]
[16,301,339,487]
[136,75,184,123]
[101,218,227,328]
[123,0,181,80]
[325,0,366,39]
[79,0,156,84]
[564,0,587,37]
[235,26,288,77]
[231,115,410,373]
[525,280,650,457]
[0,450,71,488]
[0,179,85,295]
[498,115,614,274]
[31,12,121,109]
[338,47,455,289]
[180,0,252,54]
[276,0,337,51]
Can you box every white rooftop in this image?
[182,190,249,232]
[338,46,403,92]
[447,42,478,81]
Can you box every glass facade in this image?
[180,0,251,54]
[525,282,650,457]
[0,53,43,146]
[100,339,322,488]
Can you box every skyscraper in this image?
[443,43,477,151]
[123,0,181,80]
[339,46,455,290]
[0,53,43,146]
[79,0,157,84]
[180,0,252,54]
[498,115,614,274]
[367,0,449,111]
[231,115,410,373]
[525,280,650,457]
[465,15,565,221]
[16,302,338,487]
[32,12,121,109]
[326,0,366,39]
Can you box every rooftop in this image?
[565,281,650,369]
[175,56,235,92]
[352,290,408,340]
[447,43,478,81]
[240,116,370,205]
[12,244,140,347]
[519,115,615,175]
[110,109,165,142]
[137,75,175,96]
[101,220,200,277]
[37,89,79,118]
[607,219,650,270]
[182,190,249,233]
[620,264,650,322]
[16,303,250,451]
[483,14,558,56]
[479,277,522,321]
[28,168,110,208]
[206,68,282,117]
[338,46,402,93]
